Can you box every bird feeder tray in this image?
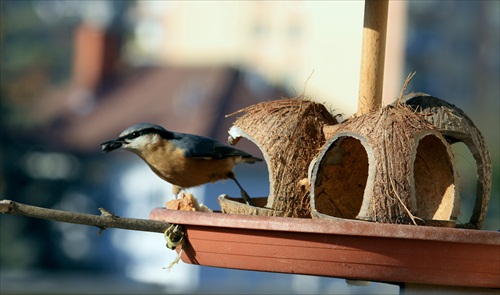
[149,208,500,289]
[167,97,499,290]
[148,0,498,289]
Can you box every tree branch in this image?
[0,199,170,234]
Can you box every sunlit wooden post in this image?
[357,0,389,115]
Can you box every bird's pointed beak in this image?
[101,139,124,153]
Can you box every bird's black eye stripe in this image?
[125,131,139,140]
[120,128,174,141]
[121,130,145,141]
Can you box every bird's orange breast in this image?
[136,140,237,189]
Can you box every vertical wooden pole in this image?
[357,0,389,115]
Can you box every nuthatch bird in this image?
[101,123,261,205]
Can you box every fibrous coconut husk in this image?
[217,195,284,217]
[400,92,492,229]
[224,97,338,218]
[312,104,460,225]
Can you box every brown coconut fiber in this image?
[225,97,338,218]
[312,104,460,225]
[401,93,492,229]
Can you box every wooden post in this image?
[357,0,389,115]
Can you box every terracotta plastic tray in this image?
[150,208,500,288]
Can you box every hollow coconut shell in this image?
[223,97,338,218]
[217,195,284,217]
[312,104,460,225]
[400,92,492,229]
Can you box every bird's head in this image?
[101,123,172,153]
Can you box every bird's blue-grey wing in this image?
[173,133,260,161]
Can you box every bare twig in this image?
[0,199,170,234]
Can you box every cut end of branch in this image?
[0,199,14,214]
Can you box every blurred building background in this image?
[1,1,498,294]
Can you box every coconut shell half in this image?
[311,105,460,225]
[400,93,492,229]
[224,98,338,218]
